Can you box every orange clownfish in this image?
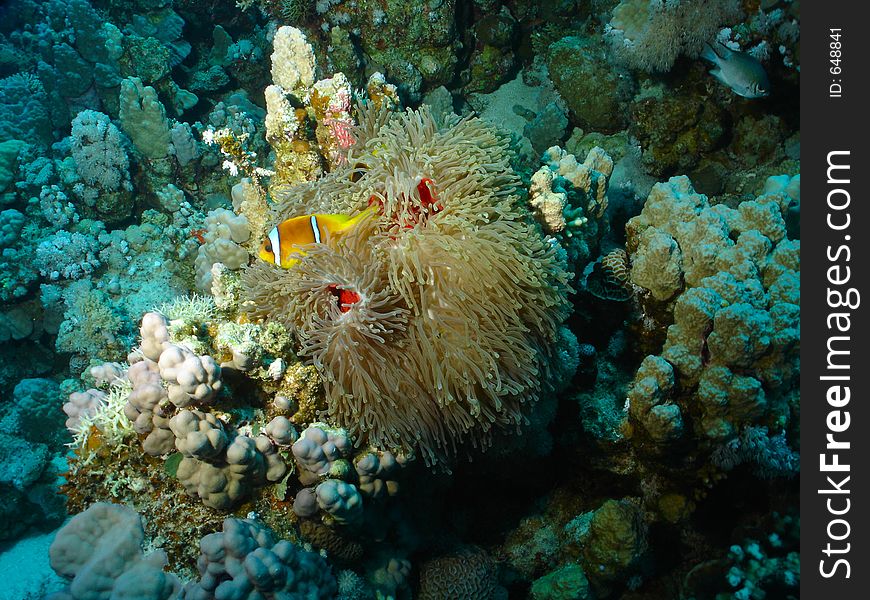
[259,206,376,268]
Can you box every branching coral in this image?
[118,77,172,160]
[243,106,572,464]
[606,0,743,72]
[68,378,136,450]
[64,307,322,513]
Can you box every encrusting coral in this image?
[243,104,573,465]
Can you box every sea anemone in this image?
[243,105,572,464]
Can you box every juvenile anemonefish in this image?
[366,177,441,229]
[259,206,377,268]
[417,177,440,210]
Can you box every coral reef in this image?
[0,1,801,598]
[244,105,572,465]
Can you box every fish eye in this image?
[350,163,367,183]
[264,241,273,253]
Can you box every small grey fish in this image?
[701,43,771,99]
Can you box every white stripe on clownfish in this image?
[310,215,321,243]
[269,228,282,267]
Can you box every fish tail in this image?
[700,43,721,65]
[341,205,379,231]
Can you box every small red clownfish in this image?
[259,206,377,268]
[366,177,441,229]
[417,177,440,211]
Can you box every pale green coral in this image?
[119,77,172,159]
[531,564,591,600]
[155,294,217,324]
[214,321,263,371]
[0,140,25,198]
[210,263,245,313]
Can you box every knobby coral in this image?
[244,105,572,464]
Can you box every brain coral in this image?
[244,106,572,464]
[417,546,499,600]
